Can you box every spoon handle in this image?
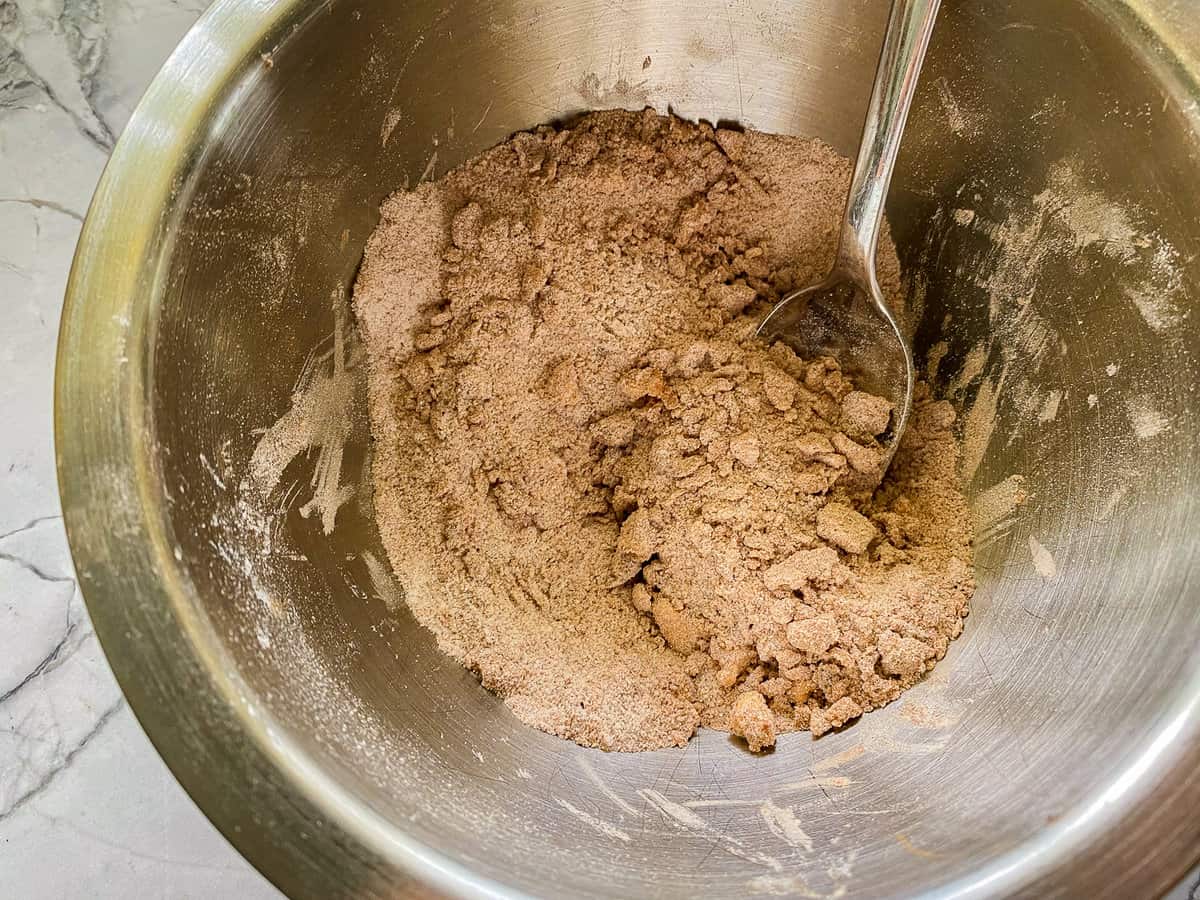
[836,0,940,288]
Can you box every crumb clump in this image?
[353,109,975,752]
[730,691,776,752]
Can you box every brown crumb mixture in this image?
[353,109,974,752]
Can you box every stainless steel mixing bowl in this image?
[56,0,1200,897]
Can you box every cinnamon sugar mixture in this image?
[353,110,974,752]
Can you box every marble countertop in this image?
[1,0,278,894]
[0,1,1196,897]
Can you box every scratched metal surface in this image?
[57,0,1200,897]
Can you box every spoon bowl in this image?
[757,277,914,463]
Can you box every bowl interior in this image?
[82,0,1200,896]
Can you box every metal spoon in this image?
[757,0,940,469]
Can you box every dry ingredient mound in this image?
[353,109,974,752]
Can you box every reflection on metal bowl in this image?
[57,0,1200,897]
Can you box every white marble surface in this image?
[0,0,1197,897]
[1,0,278,895]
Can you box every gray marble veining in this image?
[0,0,1195,897]
[1,0,278,895]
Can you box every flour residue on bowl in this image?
[641,788,783,871]
[970,475,1028,548]
[555,798,633,842]
[1027,536,1057,580]
[246,305,358,535]
[1039,162,1144,262]
[1125,396,1170,440]
[759,800,814,853]
[938,152,1190,536]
